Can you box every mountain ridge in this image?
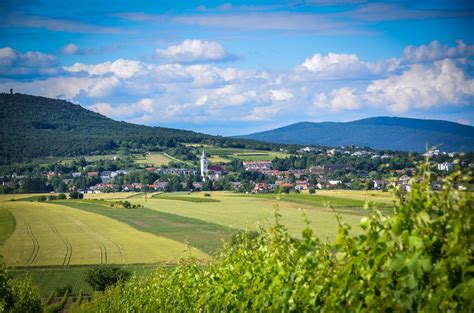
[236,117,474,152]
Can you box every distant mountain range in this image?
[236,117,474,152]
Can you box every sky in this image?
[1,0,473,135]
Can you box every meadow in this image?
[0,190,393,297]
[192,146,291,163]
[132,153,172,167]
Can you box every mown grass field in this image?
[192,146,290,163]
[0,201,207,267]
[133,153,173,167]
[128,191,384,239]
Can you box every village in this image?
[1,146,468,196]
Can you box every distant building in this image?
[437,162,454,171]
[243,161,272,171]
[200,150,208,179]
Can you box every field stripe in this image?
[49,223,73,266]
[23,218,40,265]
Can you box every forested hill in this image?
[237,117,474,152]
[0,93,279,164]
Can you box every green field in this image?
[133,153,173,167]
[12,265,161,296]
[127,191,383,239]
[0,201,207,267]
[0,190,392,297]
[193,146,290,163]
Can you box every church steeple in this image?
[200,149,208,178]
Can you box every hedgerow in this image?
[75,162,473,312]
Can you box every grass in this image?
[83,192,143,200]
[11,264,160,296]
[193,146,290,163]
[0,206,15,262]
[53,200,235,255]
[128,191,372,240]
[152,194,220,203]
[0,201,206,267]
[133,153,172,167]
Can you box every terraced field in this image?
[0,201,207,267]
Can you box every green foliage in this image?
[77,163,473,312]
[45,288,69,313]
[84,266,131,292]
[308,187,316,194]
[69,191,84,199]
[0,263,42,313]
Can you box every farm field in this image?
[191,146,291,163]
[315,189,397,204]
[132,153,173,167]
[128,191,379,239]
[0,201,207,267]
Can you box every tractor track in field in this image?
[49,223,73,266]
[99,242,108,264]
[23,218,40,265]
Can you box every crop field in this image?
[0,201,207,267]
[315,189,398,204]
[127,191,378,239]
[152,194,220,203]
[83,192,143,200]
[133,153,172,167]
[193,146,290,163]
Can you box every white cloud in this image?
[0,47,61,77]
[270,89,294,101]
[403,40,474,63]
[366,59,474,113]
[155,39,234,64]
[313,87,360,112]
[244,105,281,121]
[64,59,145,79]
[61,43,80,55]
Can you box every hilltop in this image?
[236,117,474,152]
[0,93,284,164]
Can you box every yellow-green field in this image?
[128,191,383,239]
[0,190,393,268]
[83,192,143,200]
[133,153,173,167]
[193,146,291,163]
[0,201,207,267]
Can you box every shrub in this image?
[204,193,211,197]
[37,195,47,202]
[45,288,69,313]
[84,266,131,292]
[57,193,67,200]
[308,188,316,194]
[69,191,83,199]
[77,163,473,312]
[0,263,42,313]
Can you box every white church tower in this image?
[200,150,208,178]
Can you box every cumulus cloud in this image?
[0,47,61,77]
[313,87,360,112]
[270,89,294,101]
[403,40,474,63]
[366,59,474,113]
[244,105,281,121]
[154,39,235,64]
[296,52,399,80]
[64,59,146,78]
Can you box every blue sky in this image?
[1,0,473,135]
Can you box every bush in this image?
[204,193,211,197]
[77,163,473,312]
[45,288,69,313]
[308,188,316,194]
[57,193,67,200]
[37,195,47,202]
[0,263,42,313]
[84,266,131,292]
[69,191,83,199]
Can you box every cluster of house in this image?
[297,146,393,159]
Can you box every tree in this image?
[85,266,131,292]
[69,191,83,199]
